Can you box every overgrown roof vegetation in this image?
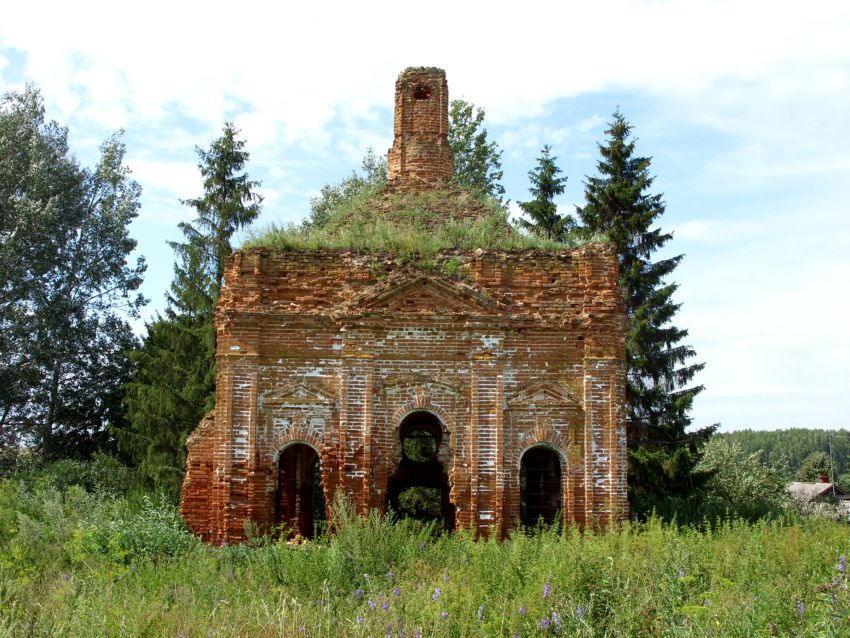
[243,183,599,258]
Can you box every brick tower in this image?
[387,67,453,185]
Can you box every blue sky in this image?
[1,0,848,431]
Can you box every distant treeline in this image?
[717,428,850,484]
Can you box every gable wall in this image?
[181,245,628,542]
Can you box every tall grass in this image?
[0,477,848,637]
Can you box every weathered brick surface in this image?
[387,67,453,186]
[180,68,629,543]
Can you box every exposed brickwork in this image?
[387,68,453,186]
[180,68,629,543]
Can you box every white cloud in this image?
[2,0,849,430]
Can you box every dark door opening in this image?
[387,411,454,529]
[275,443,325,539]
[520,446,562,527]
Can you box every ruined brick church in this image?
[180,68,628,543]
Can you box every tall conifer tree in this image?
[517,145,573,241]
[121,123,262,492]
[577,111,712,517]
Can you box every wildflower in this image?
[443,570,449,583]
[353,588,365,600]
[477,604,486,622]
[385,622,393,636]
[61,572,71,582]
[368,599,376,611]
[678,568,686,578]
[577,605,585,620]
[519,606,527,617]
[432,587,442,601]
[393,586,401,597]
[797,600,805,619]
[543,582,551,599]
[839,555,846,574]
[414,632,422,638]
[538,618,551,630]
[387,569,394,580]
[382,601,390,611]
[419,541,425,553]
[356,616,364,624]
[441,610,449,619]
[552,611,562,629]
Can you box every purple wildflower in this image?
[543,582,551,599]
[678,568,686,578]
[368,599,376,611]
[353,588,365,600]
[577,605,584,620]
[552,611,562,629]
[393,586,401,596]
[432,587,442,601]
[538,618,551,630]
[419,541,425,553]
[797,600,805,619]
[414,632,422,638]
[441,610,449,619]
[382,601,390,611]
[356,616,364,624]
[443,570,449,583]
[518,606,527,617]
[839,555,846,574]
[61,573,71,582]
[477,604,486,622]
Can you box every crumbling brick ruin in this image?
[180,67,629,543]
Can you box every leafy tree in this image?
[121,123,262,492]
[516,145,573,241]
[695,439,788,521]
[576,111,711,518]
[305,148,386,230]
[797,451,831,482]
[448,99,504,200]
[0,86,146,458]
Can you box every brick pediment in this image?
[507,381,579,409]
[263,381,336,407]
[337,273,502,317]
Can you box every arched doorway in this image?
[387,411,454,529]
[275,443,325,539]
[520,446,562,527]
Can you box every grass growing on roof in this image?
[243,186,595,257]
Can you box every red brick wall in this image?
[180,246,628,542]
[387,67,453,185]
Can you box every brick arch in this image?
[389,396,454,463]
[269,430,324,463]
[515,424,573,476]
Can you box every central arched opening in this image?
[387,410,454,529]
[520,446,563,528]
[275,443,326,539]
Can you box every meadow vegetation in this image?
[0,460,848,637]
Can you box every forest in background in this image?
[717,428,850,486]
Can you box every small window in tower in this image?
[413,84,432,100]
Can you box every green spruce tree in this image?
[121,123,262,493]
[576,111,712,518]
[517,145,573,241]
